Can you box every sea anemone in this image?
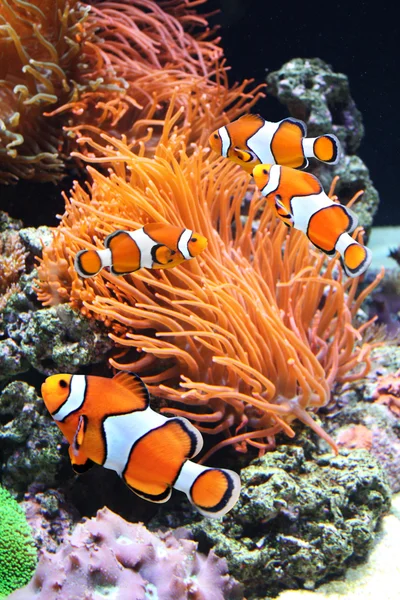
[36,107,382,457]
[0,0,90,182]
[0,0,264,182]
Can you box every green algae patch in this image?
[0,486,37,597]
[191,447,391,599]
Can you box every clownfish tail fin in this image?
[303,134,341,164]
[175,462,241,518]
[336,234,372,278]
[75,248,111,278]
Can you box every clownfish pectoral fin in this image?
[304,134,341,165]
[336,234,372,278]
[152,244,172,265]
[68,445,95,474]
[75,249,106,278]
[274,196,295,226]
[72,414,88,456]
[174,462,241,518]
[232,147,254,163]
[112,371,150,409]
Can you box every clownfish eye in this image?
[191,237,197,242]
[170,250,176,255]
[213,133,219,139]
[263,169,268,175]
[59,379,68,389]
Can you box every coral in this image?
[183,447,391,598]
[372,369,400,416]
[0,220,27,315]
[266,58,379,232]
[0,485,37,598]
[318,344,400,492]
[22,488,78,553]
[0,381,67,494]
[9,506,243,599]
[36,120,382,457]
[367,270,400,337]
[336,424,373,450]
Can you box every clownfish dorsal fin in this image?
[104,230,126,249]
[143,222,168,233]
[113,371,150,408]
[280,117,307,137]
[238,113,265,126]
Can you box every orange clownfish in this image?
[75,223,208,278]
[252,164,372,278]
[209,114,340,174]
[41,372,241,518]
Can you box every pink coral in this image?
[372,369,400,416]
[9,506,243,599]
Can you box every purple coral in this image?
[9,507,243,600]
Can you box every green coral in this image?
[188,447,391,598]
[0,486,37,597]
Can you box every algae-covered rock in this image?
[266,58,363,151]
[266,58,379,232]
[190,447,391,598]
[2,273,113,376]
[0,381,67,494]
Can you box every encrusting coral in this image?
[0,0,264,182]
[0,225,27,313]
[9,506,243,599]
[36,106,383,457]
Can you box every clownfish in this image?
[75,223,208,278]
[252,164,372,278]
[41,372,241,518]
[209,114,340,174]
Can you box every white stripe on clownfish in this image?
[258,163,281,196]
[246,120,280,164]
[128,227,160,269]
[177,228,193,260]
[52,375,87,422]
[219,126,232,157]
